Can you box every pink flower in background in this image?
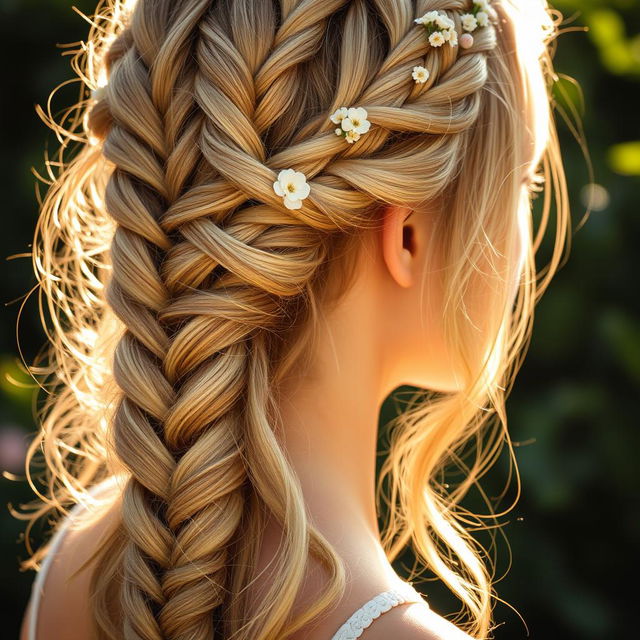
[0,425,28,473]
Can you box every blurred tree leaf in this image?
[607,140,640,175]
[0,356,34,407]
[587,9,640,75]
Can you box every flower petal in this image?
[273,181,284,197]
[291,171,307,187]
[329,107,347,124]
[345,130,360,144]
[284,196,302,210]
[298,181,310,199]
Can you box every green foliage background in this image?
[0,1,637,638]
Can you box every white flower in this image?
[415,10,440,25]
[341,107,370,135]
[415,10,459,48]
[461,13,478,32]
[474,0,490,11]
[329,106,349,125]
[273,169,310,210]
[429,31,445,47]
[332,105,371,143]
[345,130,361,144]
[412,65,430,84]
[476,10,489,27]
[435,15,455,30]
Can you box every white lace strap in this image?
[330,582,426,640]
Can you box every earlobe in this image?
[381,205,415,288]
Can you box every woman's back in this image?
[21,477,471,640]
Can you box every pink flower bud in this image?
[460,33,474,49]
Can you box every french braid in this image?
[23,0,570,638]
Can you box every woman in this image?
[17,0,572,638]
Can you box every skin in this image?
[21,204,487,639]
[274,203,456,582]
[249,204,480,638]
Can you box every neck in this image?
[271,267,401,587]
[276,353,384,543]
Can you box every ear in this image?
[381,204,416,288]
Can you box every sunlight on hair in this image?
[12,1,581,639]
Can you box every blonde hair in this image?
[15,0,573,638]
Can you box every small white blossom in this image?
[331,105,371,143]
[461,13,478,32]
[476,10,489,27]
[415,10,440,24]
[416,10,458,48]
[429,31,445,47]
[273,169,310,210]
[330,107,349,125]
[341,107,370,135]
[435,15,455,30]
[412,65,430,84]
[475,0,490,11]
[345,130,361,144]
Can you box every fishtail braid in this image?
[97,1,257,638]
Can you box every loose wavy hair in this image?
[15,1,574,639]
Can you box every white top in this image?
[27,476,427,640]
[329,581,427,640]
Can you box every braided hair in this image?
[18,1,570,638]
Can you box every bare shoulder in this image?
[20,480,124,640]
[358,601,476,640]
